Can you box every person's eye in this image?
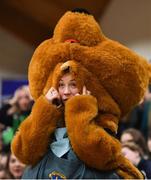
[59,83,65,88]
[25,95,29,99]
[70,83,77,88]
[10,159,16,163]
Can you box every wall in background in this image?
[0,27,33,104]
[101,0,151,60]
[0,26,34,78]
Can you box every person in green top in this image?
[0,85,33,145]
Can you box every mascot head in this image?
[28,9,151,117]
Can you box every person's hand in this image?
[76,86,91,96]
[45,87,61,106]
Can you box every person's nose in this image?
[64,86,71,95]
[14,160,21,167]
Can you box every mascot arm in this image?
[11,95,61,165]
[65,95,144,179]
[65,95,121,169]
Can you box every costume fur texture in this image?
[11,11,151,179]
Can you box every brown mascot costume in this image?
[11,9,151,179]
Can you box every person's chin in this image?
[63,99,68,104]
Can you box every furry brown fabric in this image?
[28,12,151,117]
[65,95,143,178]
[11,11,150,179]
[11,96,62,165]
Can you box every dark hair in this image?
[5,152,14,179]
[121,128,149,156]
[72,8,91,15]
[0,163,11,178]
[122,142,144,157]
[148,131,151,139]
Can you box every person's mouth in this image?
[13,168,23,175]
[63,98,69,103]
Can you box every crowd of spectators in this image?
[0,85,151,179]
[119,86,151,178]
[0,85,33,179]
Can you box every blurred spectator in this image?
[120,128,149,159]
[0,133,9,159]
[147,132,151,158]
[0,123,5,132]
[6,152,26,179]
[0,165,11,179]
[122,142,151,179]
[0,85,33,146]
[0,133,2,153]
[118,86,151,139]
[0,152,8,168]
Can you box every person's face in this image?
[0,170,7,179]
[147,138,151,152]
[9,154,25,179]
[122,147,140,166]
[58,73,79,104]
[17,90,31,111]
[121,133,133,144]
[0,155,8,168]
